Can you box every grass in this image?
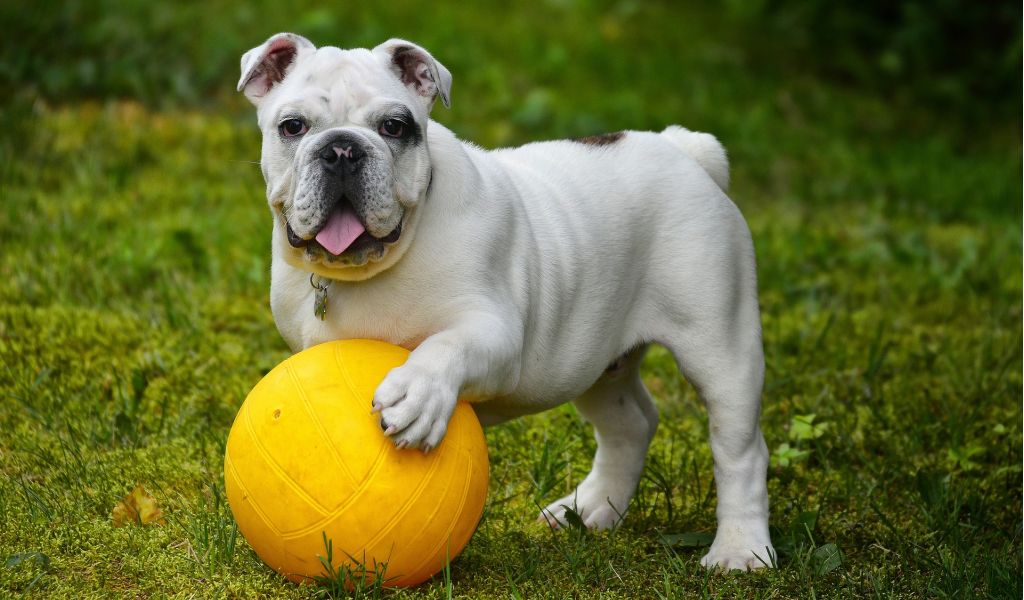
[0,2,1021,598]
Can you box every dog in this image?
[237,33,774,570]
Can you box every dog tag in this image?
[310,275,330,320]
[313,288,328,320]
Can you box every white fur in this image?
[243,34,774,571]
[660,125,730,192]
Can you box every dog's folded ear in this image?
[238,33,315,104]
[373,39,452,109]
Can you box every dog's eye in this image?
[379,119,405,138]
[279,118,308,138]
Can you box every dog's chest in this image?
[270,262,435,352]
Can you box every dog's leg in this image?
[539,346,658,530]
[663,288,774,571]
[372,311,522,450]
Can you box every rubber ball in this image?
[224,339,489,587]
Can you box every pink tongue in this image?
[315,204,366,255]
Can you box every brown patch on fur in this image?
[573,131,625,146]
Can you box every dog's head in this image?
[238,33,451,280]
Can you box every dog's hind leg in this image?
[659,258,775,570]
[539,345,659,530]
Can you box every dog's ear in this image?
[238,33,315,104]
[373,39,452,109]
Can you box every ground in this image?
[0,3,1021,598]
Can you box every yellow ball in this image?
[224,339,489,587]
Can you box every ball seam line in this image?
[242,389,332,517]
[339,443,446,572]
[224,448,285,538]
[270,344,397,540]
[285,358,359,489]
[402,451,476,583]
[278,430,393,540]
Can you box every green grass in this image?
[1,2,1021,598]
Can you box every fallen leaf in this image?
[812,543,844,576]
[112,484,165,527]
[4,552,49,570]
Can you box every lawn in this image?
[1,2,1021,598]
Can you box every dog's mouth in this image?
[285,198,402,260]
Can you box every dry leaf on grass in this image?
[112,484,165,527]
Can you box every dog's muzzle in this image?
[286,216,402,251]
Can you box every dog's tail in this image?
[660,125,729,192]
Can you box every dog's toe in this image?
[700,544,775,572]
[374,364,456,450]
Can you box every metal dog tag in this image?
[310,274,330,320]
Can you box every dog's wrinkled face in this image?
[238,34,451,279]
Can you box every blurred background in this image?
[1,0,1019,345]
[1,0,1020,221]
[3,0,1021,121]
[0,1,1020,597]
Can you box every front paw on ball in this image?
[372,365,456,450]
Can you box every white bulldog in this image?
[238,33,774,570]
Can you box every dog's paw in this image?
[538,476,632,530]
[372,364,457,450]
[700,527,775,572]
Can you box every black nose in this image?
[318,141,365,174]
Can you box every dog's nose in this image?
[318,142,365,174]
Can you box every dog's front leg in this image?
[371,311,521,450]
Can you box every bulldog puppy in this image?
[238,33,774,570]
